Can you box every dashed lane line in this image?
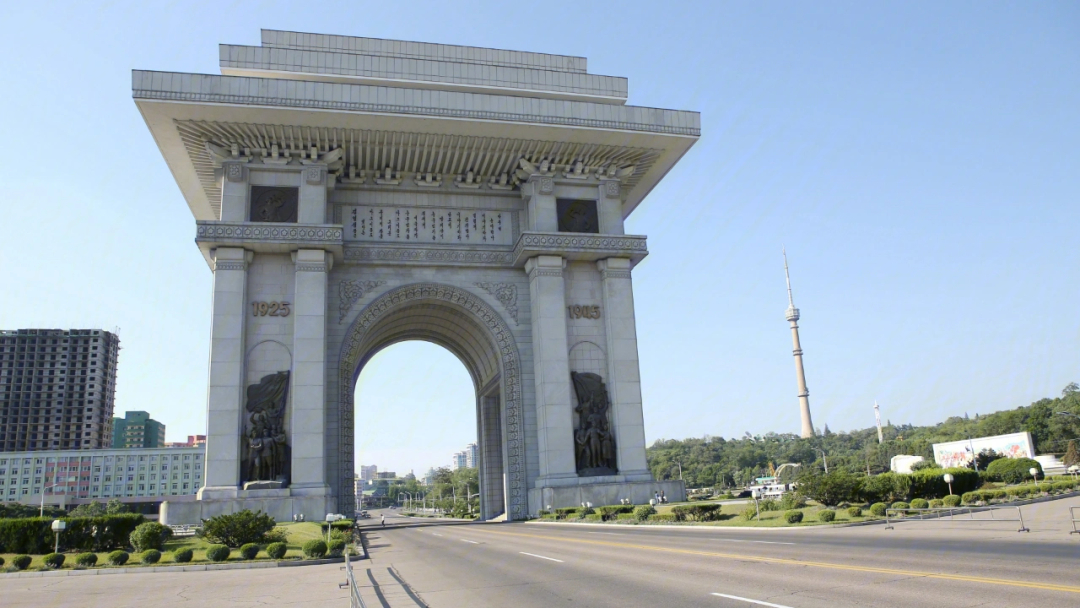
[711,593,793,607]
[519,552,564,563]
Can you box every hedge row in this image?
[0,514,145,554]
[671,504,723,522]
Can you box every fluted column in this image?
[199,247,250,496]
[526,255,578,484]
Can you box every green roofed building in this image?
[111,411,166,449]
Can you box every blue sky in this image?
[0,2,1076,476]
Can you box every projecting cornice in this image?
[511,232,648,267]
[194,221,344,266]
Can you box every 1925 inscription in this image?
[252,301,291,317]
[568,305,601,319]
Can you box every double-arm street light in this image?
[815,449,829,474]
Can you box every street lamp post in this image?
[40,482,62,518]
[943,473,954,496]
[674,460,684,481]
[1030,468,1040,492]
[51,520,66,553]
[815,449,829,474]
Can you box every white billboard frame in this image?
[932,432,1035,469]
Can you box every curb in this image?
[522,520,864,532]
[0,554,361,579]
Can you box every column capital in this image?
[211,247,252,272]
[292,249,333,273]
[599,179,621,199]
[597,257,632,280]
[222,161,248,184]
[525,255,565,278]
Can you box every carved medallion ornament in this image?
[241,371,291,485]
[571,371,618,476]
[338,280,387,322]
[249,186,298,223]
[475,282,519,325]
[338,284,525,519]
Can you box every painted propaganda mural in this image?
[932,432,1035,468]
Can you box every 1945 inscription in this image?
[568,305,601,319]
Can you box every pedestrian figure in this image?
[381,514,385,527]
[661,490,667,503]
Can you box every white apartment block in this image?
[0,446,204,504]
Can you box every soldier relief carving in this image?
[572,372,618,476]
[242,371,291,486]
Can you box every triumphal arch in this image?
[137,30,699,523]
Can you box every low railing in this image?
[340,547,367,608]
[1069,507,1080,535]
[884,506,1028,532]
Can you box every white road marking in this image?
[432,533,443,537]
[587,532,625,536]
[711,593,794,607]
[460,539,479,544]
[714,539,795,546]
[519,552,564,563]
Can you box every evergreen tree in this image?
[1064,440,1080,468]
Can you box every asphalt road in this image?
[356,498,1080,608]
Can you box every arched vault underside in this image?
[336,283,525,519]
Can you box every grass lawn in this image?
[1,521,349,572]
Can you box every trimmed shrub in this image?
[616,513,637,521]
[173,548,193,563]
[205,544,231,562]
[537,510,550,516]
[672,504,723,522]
[779,493,807,510]
[200,510,278,548]
[265,542,287,559]
[890,502,910,513]
[961,492,980,505]
[649,513,677,523]
[579,507,595,517]
[302,539,328,559]
[942,494,961,507]
[986,458,1042,484]
[0,557,4,567]
[861,473,913,504]
[740,506,758,521]
[42,553,65,569]
[869,503,887,517]
[327,539,347,558]
[0,513,145,554]
[847,506,863,517]
[584,513,603,522]
[929,499,944,508]
[239,543,260,560]
[75,553,98,567]
[13,555,32,570]
[784,510,804,524]
[597,505,635,521]
[796,470,862,506]
[634,505,656,521]
[759,499,780,512]
[319,520,354,533]
[817,509,836,522]
[107,550,129,566]
[130,522,173,552]
[910,468,979,499]
[141,550,161,565]
[910,498,929,509]
[555,507,580,518]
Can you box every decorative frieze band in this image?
[600,269,632,280]
[512,232,648,267]
[295,262,329,273]
[529,268,564,278]
[197,222,343,242]
[213,260,248,272]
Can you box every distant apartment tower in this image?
[452,450,467,470]
[0,329,120,452]
[359,465,377,481]
[112,411,166,449]
[165,435,206,448]
[465,443,478,468]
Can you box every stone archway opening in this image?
[353,340,488,516]
[336,284,526,520]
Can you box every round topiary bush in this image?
[328,539,347,558]
[141,550,161,565]
[0,557,5,567]
[929,499,944,508]
[129,521,173,552]
[173,548,193,563]
[784,510,804,524]
[847,506,863,517]
[302,539,328,559]
[909,498,929,509]
[42,553,65,569]
[869,503,887,517]
[740,506,758,521]
[239,543,260,560]
[75,553,98,567]
[205,544,231,562]
[634,504,656,521]
[266,542,288,559]
[817,509,837,522]
[960,491,980,505]
[890,501,910,511]
[108,551,129,566]
[942,494,961,507]
[13,555,32,571]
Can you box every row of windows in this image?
[4,483,196,498]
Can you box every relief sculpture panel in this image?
[571,371,618,476]
[242,371,291,487]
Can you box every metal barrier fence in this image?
[885,506,1028,532]
[1070,507,1080,535]
[341,547,367,608]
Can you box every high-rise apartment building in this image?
[465,443,478,468]
[452,450,467,470]
[112,411,166,448]
[359,465,377,481]
[0,329,120,452]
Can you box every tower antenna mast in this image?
[784,248,815,438]
[874,401,884,444]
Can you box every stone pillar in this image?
[526,255,578,484]
[199,247,250,496]
[299,166,327,224]
[220,162,249,221]
[478,393,505,519]
[597,179,624,235]
[597,258,650,479]
[523,175,557,232]
[290,249,331,494]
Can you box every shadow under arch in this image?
[336,283,525,520]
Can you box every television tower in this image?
[874,401,884,443]
[784,249,815,438]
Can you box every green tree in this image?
[795,470,862,507]
[1063,440,1080,468]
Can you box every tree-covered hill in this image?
[646,384,1080,488]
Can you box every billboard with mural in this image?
[932,432,1035,468]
